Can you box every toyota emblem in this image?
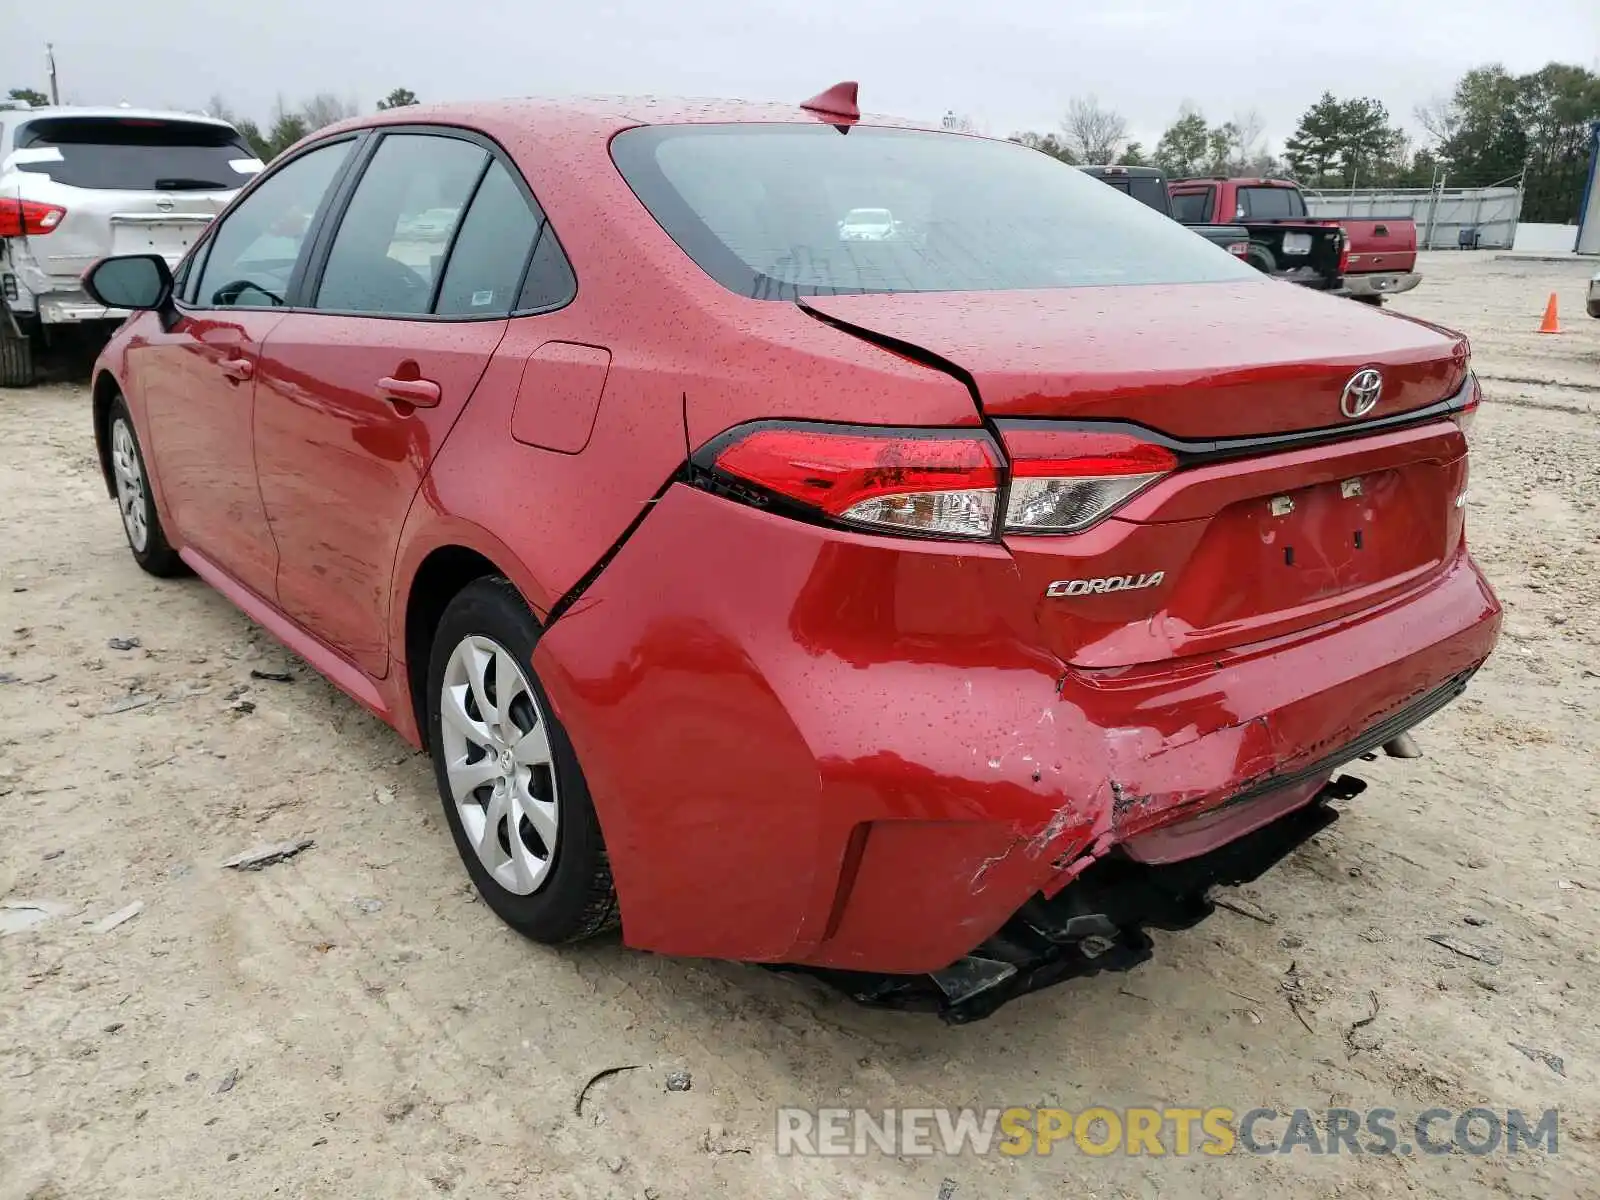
[1340,368,1383,419]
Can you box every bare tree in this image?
[1010,130,1076,163]
[1414,96,1460,149]
[1231,109,1267,164]
[300,93,359,131]
[205,94,267,158]
[1060,95,1128,165]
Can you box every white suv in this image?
[0,103,260,385]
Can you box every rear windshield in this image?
[1170,190,1213,223]
[1235,185,1305,220]
[612,125,1254,299]
[12,117,258,191]
[1123,176,1168,213]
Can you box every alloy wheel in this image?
[110,418,149,553]
[439,634,559,895]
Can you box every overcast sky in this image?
[5,0,1598,148]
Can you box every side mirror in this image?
[82,254,173,311]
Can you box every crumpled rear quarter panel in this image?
[533,484,1501,973]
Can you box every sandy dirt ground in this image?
[2,253,1597,1199]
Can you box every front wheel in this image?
[427,577,618,944]
[108,396,186,576]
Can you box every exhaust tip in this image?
[1382,732,1422,759]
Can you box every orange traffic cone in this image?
[1538,293,1562,334]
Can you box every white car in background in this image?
[0,103,261,385]
[837,207,900,241]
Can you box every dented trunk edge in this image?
[531,481,1501,986]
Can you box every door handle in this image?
[376,376,441,408]
[221,356,254,382]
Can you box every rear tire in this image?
[1244,245,1277,275]
[108,396,186,577]
[0,329,34,388]
[427,577,618,944]
[1352,294,1385,307]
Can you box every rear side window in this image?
[517,225,577,311]
[13,117,259,191]
[1170,190,1213,223]
[434,161,541,317]
[612,125,1252,299]
[1235,186,1305,220]
[315,133,488,316]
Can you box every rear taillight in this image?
[1451,373,1481,446]
[0,200,66,237]
[1338,230,1351,275]
[1225,241,1251,259]
[698,422,1178,540]
[703,424,1001,539]
[1001,427,1178,533]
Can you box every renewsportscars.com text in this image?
[775,1106,1560,1158]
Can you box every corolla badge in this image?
[1340,368,1383,419]
[1046,572,1165,598]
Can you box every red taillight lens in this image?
[700,423,1180,540]
[1338,230,1351,274]
[1001,427,1178,533]
[0,200,67,237]
[1226,241,1251,259]
[1451,373,1480,446]
[706,424,1002,539]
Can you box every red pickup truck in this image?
[1170,178,1420,303]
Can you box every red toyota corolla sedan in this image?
[85,86,1500,1019]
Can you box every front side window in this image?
[612,125,1254,300]
[314,134,488,316]
[13,116,260,191]
[192,140,351,309]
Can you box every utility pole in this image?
[46,44,59,105]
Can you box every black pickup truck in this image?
[1080,165,1344,291]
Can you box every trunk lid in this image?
[802,281,1465,437]
[802,281,1471,667]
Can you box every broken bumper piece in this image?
[787,774,1367,1023]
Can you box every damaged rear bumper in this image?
[795,771,1368,1022]
[533,484,1501,977]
